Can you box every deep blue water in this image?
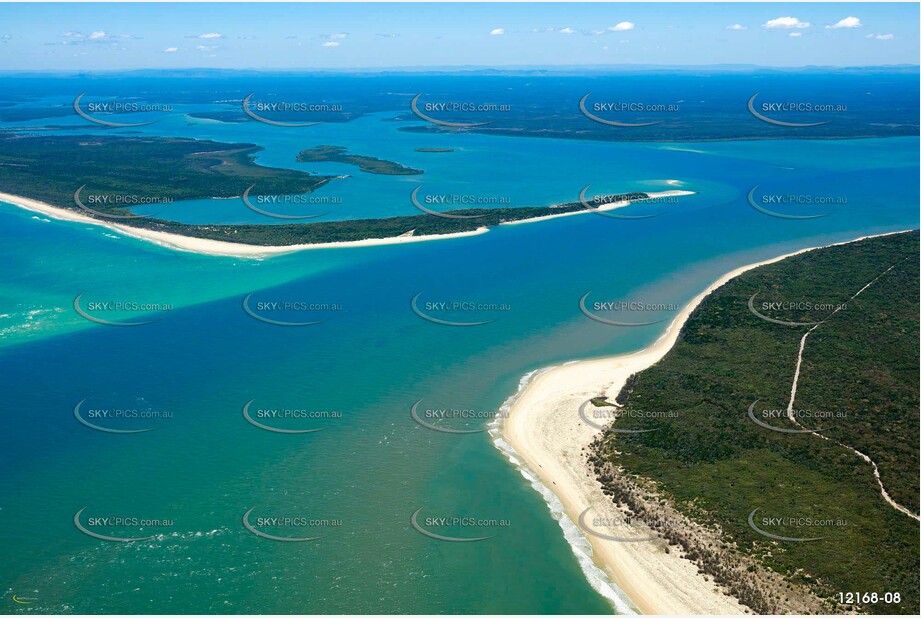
[0,73,918,614]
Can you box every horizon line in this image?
[1,62,919,75]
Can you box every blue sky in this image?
[0,2,917,70]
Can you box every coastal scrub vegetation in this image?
[592,231,920,614]
[296,144,423,175]
[0,134,650,245]
[0,134,334,204]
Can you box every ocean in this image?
[0,73,918,613]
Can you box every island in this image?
[0,134,689,254]
[296,145,423,175]
[414,147,454,153]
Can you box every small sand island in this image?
[415,147,454,153]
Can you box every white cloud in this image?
[489,28,504,36]
[827,17,862,29]
[609,22,635,32]
[163,47,178,53]
[726,24,747,31]
[197,33,223,39]
[59,30,135,44]
[559,27,576,34]
[866,33,894,40]
[763,17,811,29]
[321,41,340,47]
[789,32,803,37]
[195,44,217,51]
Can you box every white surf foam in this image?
[488,367,638,615]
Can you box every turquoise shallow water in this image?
[0,103,918,614]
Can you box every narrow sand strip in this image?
[501,190,695,226]
[0,192,489,258]
[498,231,911,615]
[0,189,692,259]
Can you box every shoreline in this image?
[0,189,692,259]
[0,191,490,258]
[494,231,911,615]
[503,189,695,226]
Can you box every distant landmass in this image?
[3,69,918,141]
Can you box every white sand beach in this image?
[0,192,491,258]
[502,189,695,226]
[0,189,693,258]
[497,232,907,615]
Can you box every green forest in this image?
[593,231,920,614]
